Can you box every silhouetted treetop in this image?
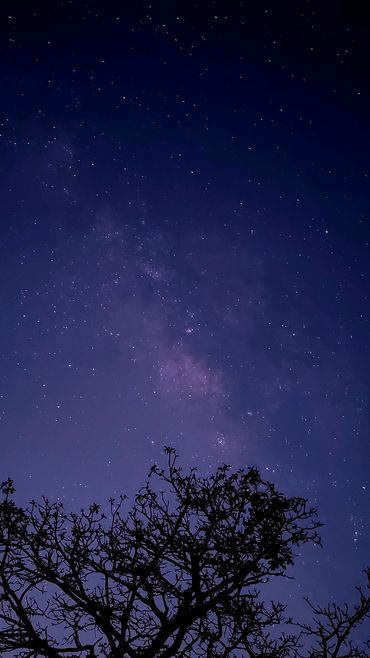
[0,448,369,658]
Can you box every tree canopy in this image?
[0,448,369,658]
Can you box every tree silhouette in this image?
[0,448,369,658]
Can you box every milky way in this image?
[0,2,369,613]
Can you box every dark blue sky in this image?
[0,0,369,614]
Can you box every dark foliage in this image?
[0,448,369,658]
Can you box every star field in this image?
[0,1,369,615]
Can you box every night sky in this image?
[1,1,369,615]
